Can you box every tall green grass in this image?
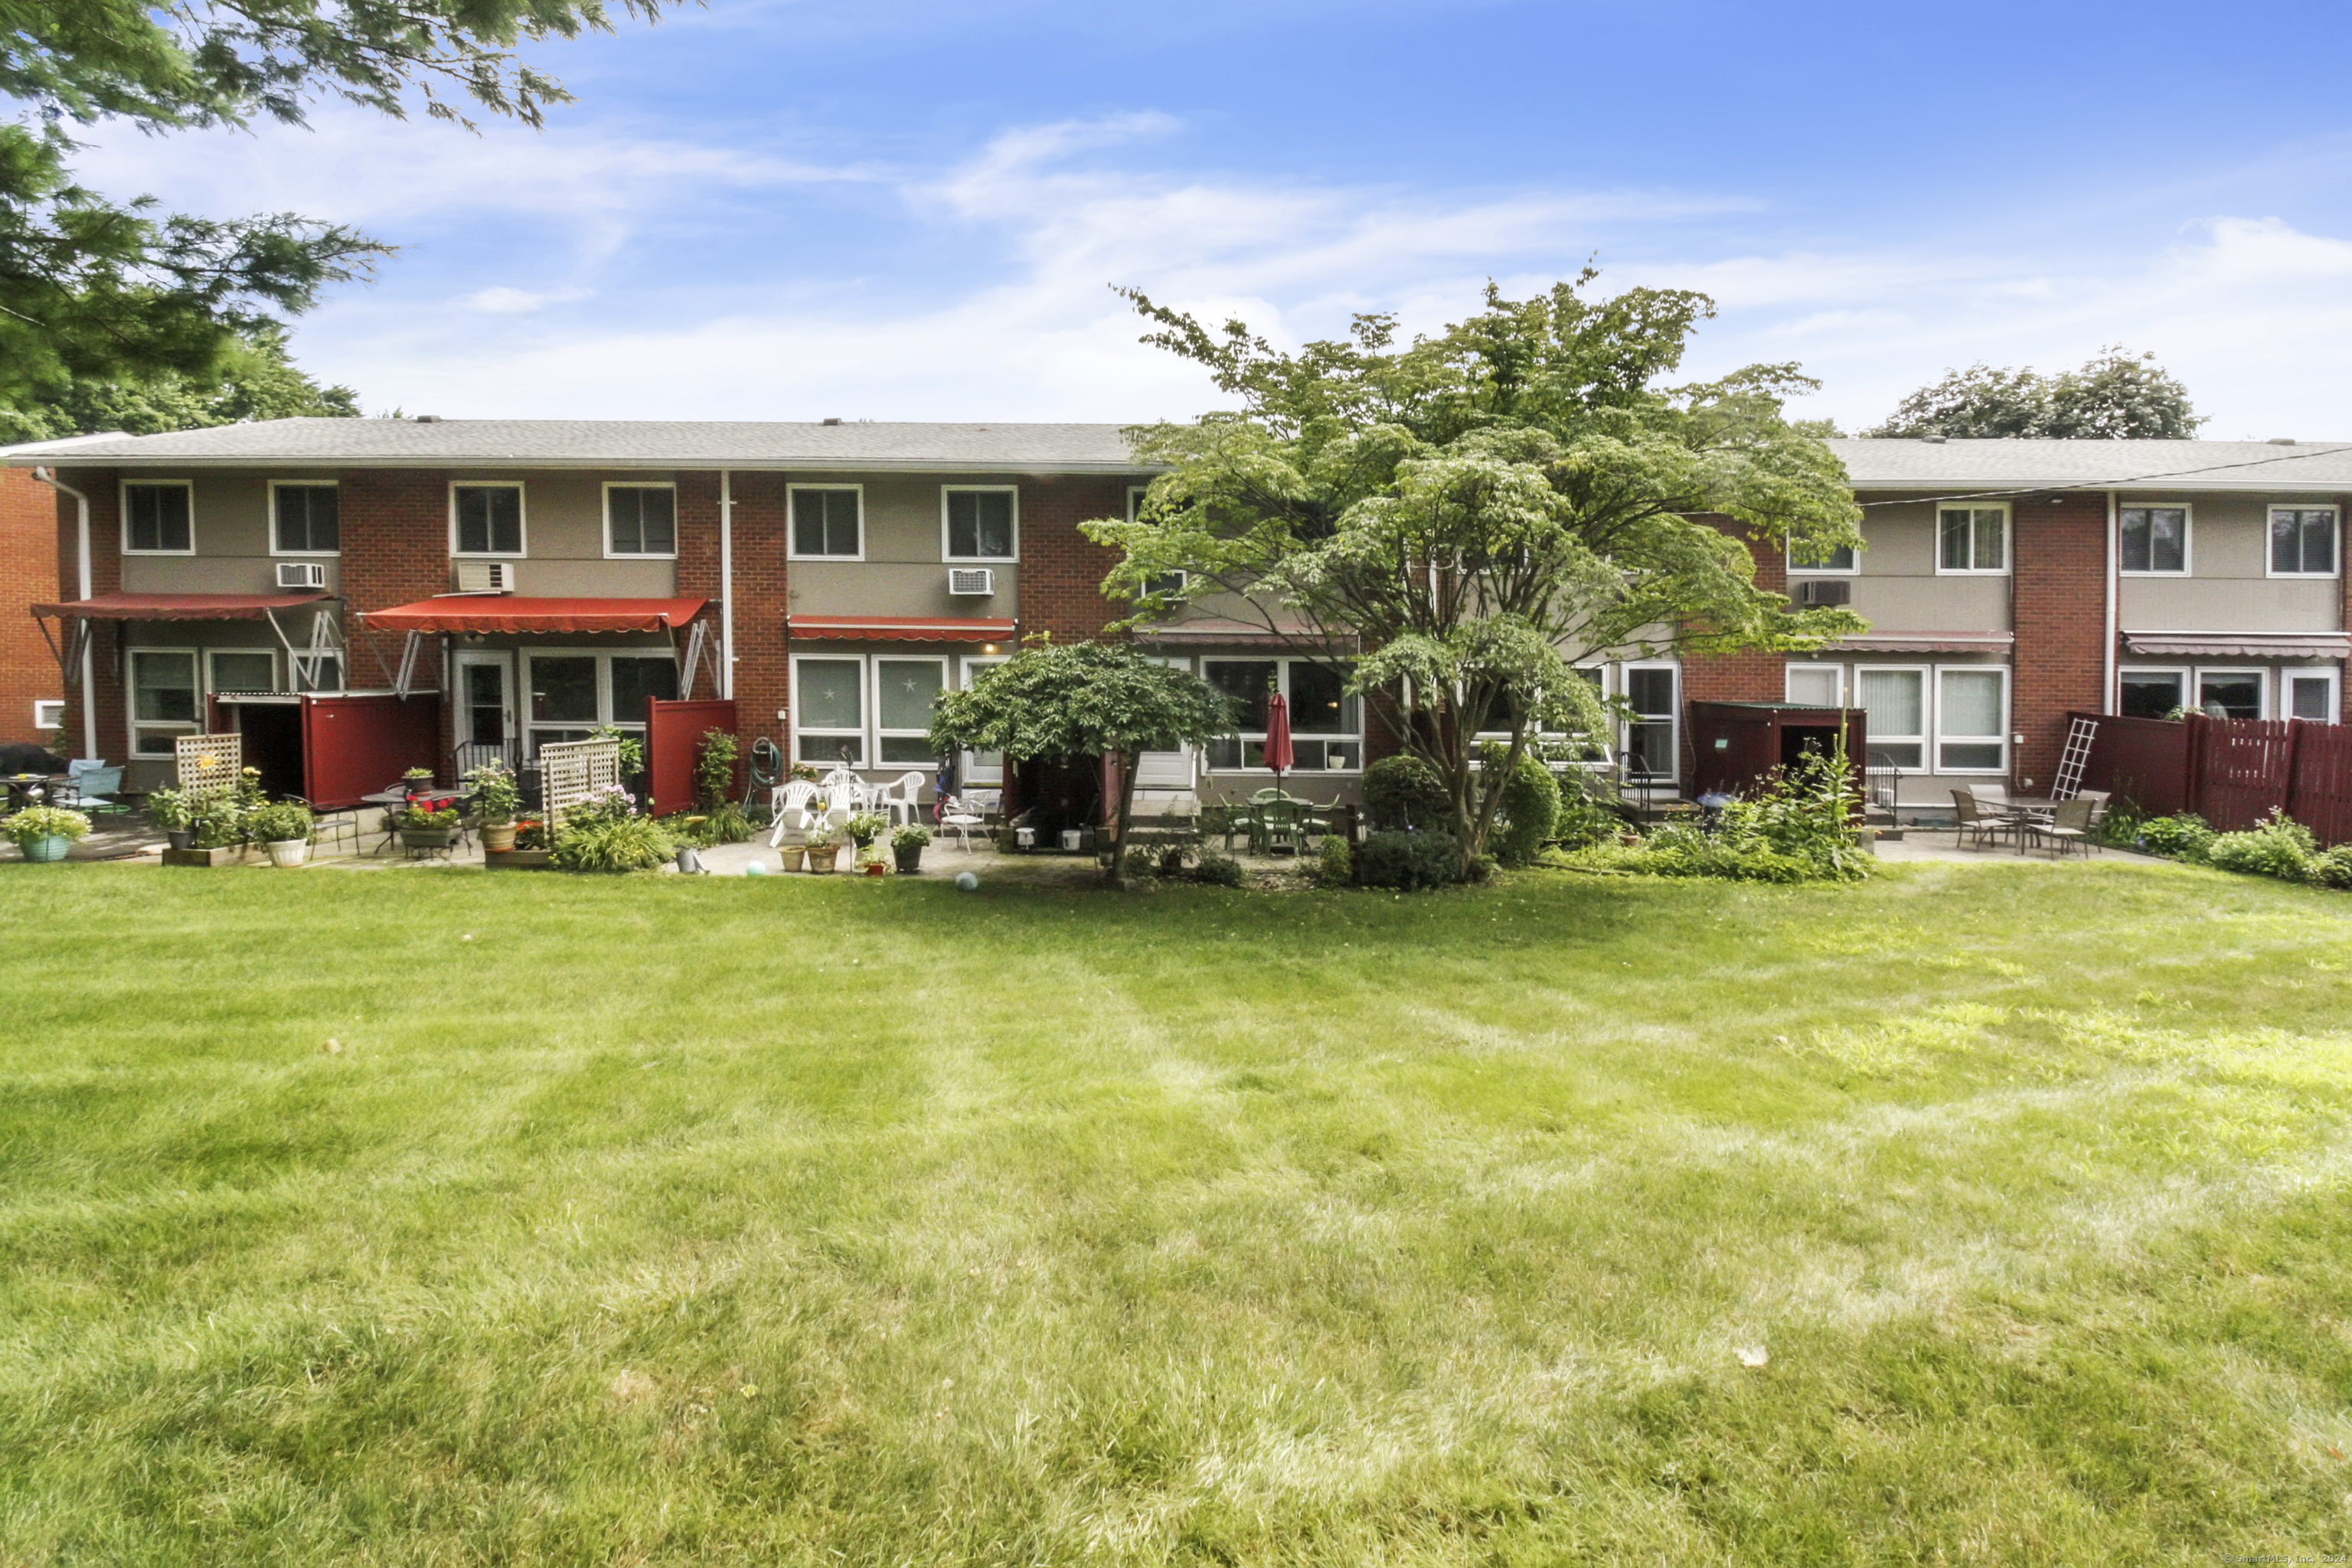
[4,860,2350,1563]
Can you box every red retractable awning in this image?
[786,614,1018,643]
[1822,632,2015,655]
[360,596,707,634]
[31,591,329,621]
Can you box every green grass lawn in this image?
[5,859,2352,1563]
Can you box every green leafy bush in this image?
[694,729,740,811]
[2316,845,2352,890]
[1560,753,1868,884]
[247,802,314,843]
[1190,851,1246,887]
[1478,743,1560,867]
[551,815,676,873]
[4,805,90,846]
[2203,810,2318,884]
[1552,775,1622,850]
[1313,833,1354,887]
[143,786,192,831]
[2135,812,2215,861]
[1363,755,1449,831]
[1357,830,1460,890]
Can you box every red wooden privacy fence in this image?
[644,697,737,815]
[2075,710,2352,843]
[303,694,442,809]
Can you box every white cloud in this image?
[462,285,593,313]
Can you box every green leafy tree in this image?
[0,0,678,402]
[1867,347,2203,439]
[929,641,1234,887]
[0,323,358,443]
[1083,272,1864,869]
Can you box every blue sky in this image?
[76,0,2352,434]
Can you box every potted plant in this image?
[402,766,436,790]
[845,812,886,868]
[892,822,930,874]
[399,802,459,852]
[803,827,839,873]
[466,760,523,851]
[5,804,90,862]
[250,801,316,867]
[146,786,194,851]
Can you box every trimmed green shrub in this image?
[1363,754,1449,831]
[551,815,676,873]
[2316,845,2352,890]
[1191,851,1246,887]
[1478,743,1560,867]
[247,802,315,843]
[2136,812,2216,861]
[1357,830,1460,890]
[1313,833,1354,887]
[2204,810,2318,884]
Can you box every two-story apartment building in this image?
[11,422,2350,818]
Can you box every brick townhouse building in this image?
[7,420,2349,816]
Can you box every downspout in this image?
[718,468,736,700]
[2103,489,2119,714]
[31,466,96,761]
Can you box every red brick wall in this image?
[2012,492,2107,789]
[46,469,126,759]
[1019,475,1131,642]
[1677,521,1789,775]
[727,473,791,760]
[338,469,452,772]
[0,469,59,745]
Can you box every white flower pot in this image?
[266,839,309,868]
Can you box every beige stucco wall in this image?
[2117,493,2340,631]
[449,470,681,596]
[119,471,344,596]
[780,472,1021,617]
[1799,502,2012,632]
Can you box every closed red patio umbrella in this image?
[1263,690,1295,788]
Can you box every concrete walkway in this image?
[1873,826,2164,866]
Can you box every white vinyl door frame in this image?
[1135,652,1198,787]
[453,648,516,749]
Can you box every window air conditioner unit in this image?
[948,567,995,596]
[454,560,514,594]
[1797,578,1851,606]
[276,560,328,590]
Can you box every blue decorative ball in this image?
[955,871,979,891]
[744,861,768,877]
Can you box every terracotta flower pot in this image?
[806,844,838,874]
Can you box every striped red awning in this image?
[360,596,707,634]
[32,591,328,621]
[1822,632,2015,655]
[786,615,1017,642]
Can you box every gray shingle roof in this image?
[0,418,1144,472]
[1829,437,2352,493]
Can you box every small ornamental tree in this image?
[929,641,1233,887]
[1084,272,1865,870]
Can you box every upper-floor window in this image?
[123,481,193,554]
[452,483,524,556]
[2270,506,2338,577]
[1937,505,2008,573]
[1788,541,1857,573]
[604,484,677,557]
[2119,505,2188,574]
[790,486,861,560]
[271,482,339,555]
[942,486,1017,561]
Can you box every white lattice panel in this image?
[175,733,242,801]
[540,738,622,828]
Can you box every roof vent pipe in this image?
[822,416,842,426]
[413,414,443,423]
[2268,436,2297,446]
[1922,433,1948,444]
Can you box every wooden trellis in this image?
[175,733,242,801]
[539,737,622,835]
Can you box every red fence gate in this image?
[2075,709,2352,844]
[645,697,737,816]
[302,694,443,809]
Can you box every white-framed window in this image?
[2269,506,2339,578]
[2286,668,2341,723]
[1788,540,1858,573]
[2118,667,2189,720]
[451,482,525,557]
[2119,504,2190,576]
[2196,668,2267,720]
[1855,665,1927,771]
[874,656,947,764]
[270,482,340,556]
[792,655,867,766]
[1936,504,2009,574]
[206,648,279,697]
[1620,662,1679,782]
[958,654,1009,785]
[1126,484,1191,597]
[1935,666,2009,773]
[523,649,676,756]
[1200,658,1364,773]
[1785,662,1846,706]
[34,698,66,732]
[942,485,1018,562]
[122,480,194,555]
[128,648,200,756]
[789,485,862,560]
[603,483,677,558]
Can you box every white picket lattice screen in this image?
[539,737,622,835]
[175,734,243,801]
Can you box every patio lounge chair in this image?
[2026,795,2096,858]
[1951,788,2006,852]
[767,779,823,848]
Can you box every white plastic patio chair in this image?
[936,793,987,852]
[767,779,823,848]
[874,771,926,826]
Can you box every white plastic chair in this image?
[936,792,987,852]
[766,779,823,848]
[874,771,926,826]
